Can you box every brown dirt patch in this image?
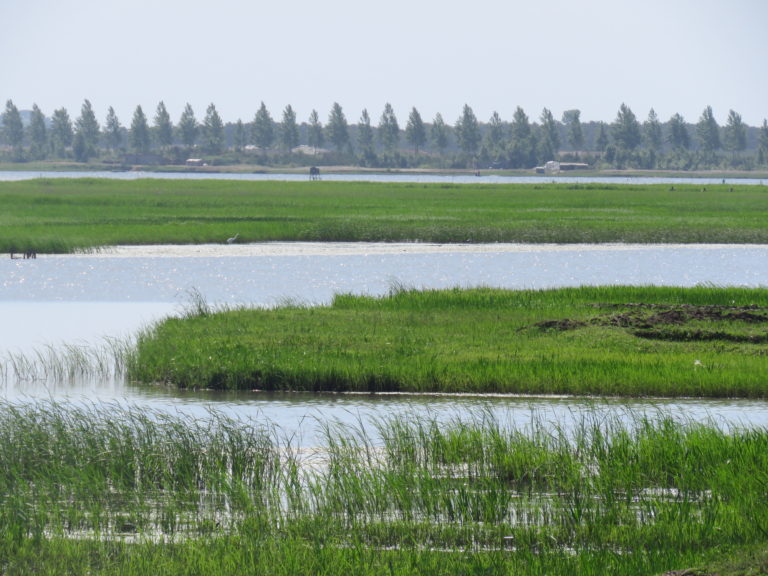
[529,303,768,343]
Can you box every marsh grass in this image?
[1,337,133,384]
[129,285,768,397]
[1,401,766,574]
[1,179,768,252]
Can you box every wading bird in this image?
[227,233,239,244]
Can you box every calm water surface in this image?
[1,170,766,186]
[2,243,767,437]
[3,243,767,304]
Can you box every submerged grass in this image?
[128,285,768,397]
[0,401,766,574]
[1,178,768,252]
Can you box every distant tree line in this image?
[2,99,768,171]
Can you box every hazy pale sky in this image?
[2,0,766,127]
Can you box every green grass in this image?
[128,285,768,397]
[1,401,767,574]
[1,178,768,252]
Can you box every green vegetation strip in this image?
[1,178,768,252]
[129,286,768,397]
[1,401,767,574]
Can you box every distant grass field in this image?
[128,286,768,397]
[1,178,767,252]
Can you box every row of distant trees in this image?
[2,99,768,170]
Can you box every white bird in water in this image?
[226,233,240,244]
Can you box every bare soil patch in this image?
[532,303,768,343]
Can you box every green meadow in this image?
[2,401,767,575]
[1,178,768,252]
[129,285,768,398]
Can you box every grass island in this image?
[129,285,768,398]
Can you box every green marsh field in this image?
[1,178,768,252]
[4,178,768,573]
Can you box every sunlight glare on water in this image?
[2,243,767,305]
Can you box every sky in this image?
[2,0,766,128]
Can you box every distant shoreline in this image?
[1,161,767,180]
[48,242,767,259]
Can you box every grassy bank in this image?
[1,401,767,575]
[2,178,768,252]
[128,286,768,397]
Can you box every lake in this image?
[2,242,767,441]
[1,169,767,186]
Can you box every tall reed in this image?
[1,401,765,574]
[1,337,132,384]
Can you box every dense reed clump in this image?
[1,401,767,574]
[0,402,282,546]
[128,285,768,397]
[1,178,768,252]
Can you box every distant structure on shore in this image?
[535,161,590,175]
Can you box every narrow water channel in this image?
[1,169,766,186]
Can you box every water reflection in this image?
[0,301,174,353]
